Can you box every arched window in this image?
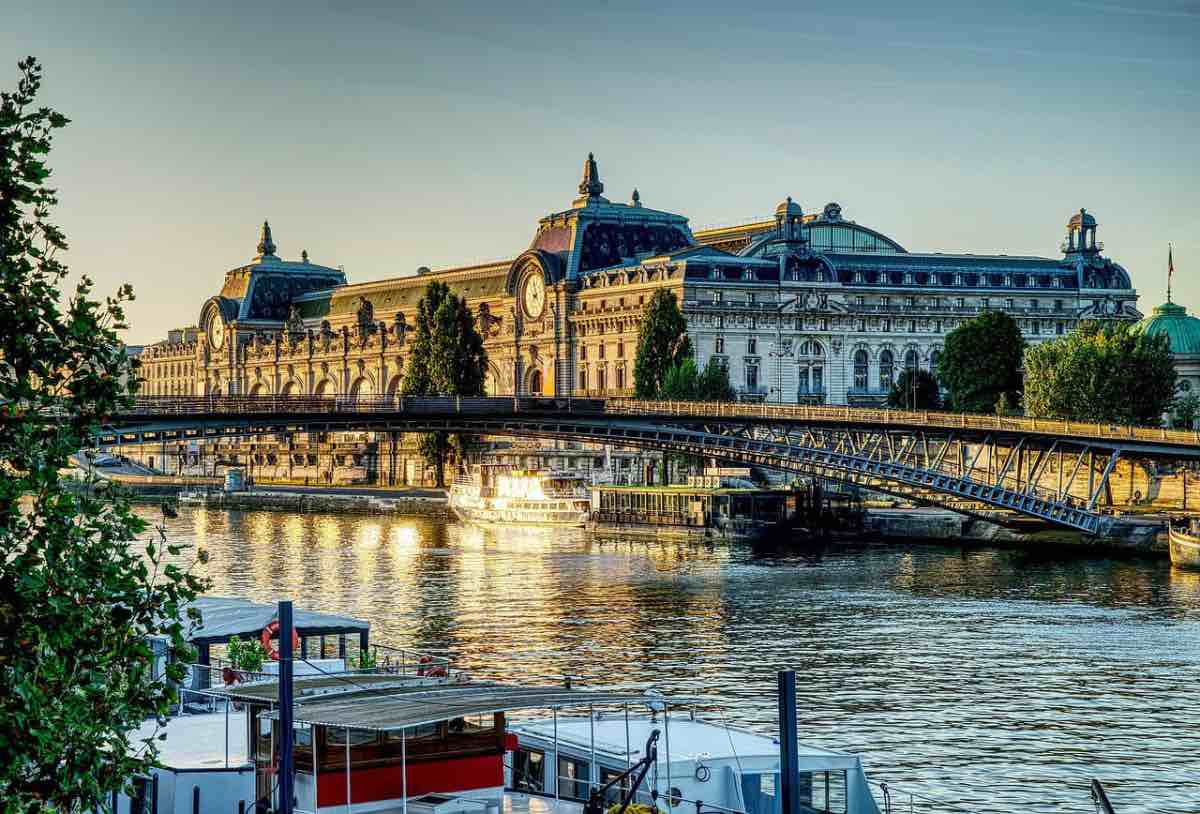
[904,349,919,372]
[879,349,894,391]
[799,340,824,358]
[597,367,607,392]
[930,350,941,376]
[528,369,543,395]
[578,368,588,392]
[853,350,869,391]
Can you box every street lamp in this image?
[769,339,794,404]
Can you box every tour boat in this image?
[449,466,591,528]
[1168,522,1200,569]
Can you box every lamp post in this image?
[769,340,794,404]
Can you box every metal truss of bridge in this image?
[99,397,1200,535]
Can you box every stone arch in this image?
[313,378,335,397]
[248,381,267,397]
[385,374,403,397]
[483,363,502,396]
[280,379,301,397]
[349,375,375,400]
[525,366,544,396]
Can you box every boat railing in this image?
[875,781,977,814]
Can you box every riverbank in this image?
[863,507,1166,556]
[177,487,449,517]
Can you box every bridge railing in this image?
[605,398,1200,449]
[118,395,1200,450]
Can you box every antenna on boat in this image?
[278,601,296,814]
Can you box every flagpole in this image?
[1168,243,1174,304]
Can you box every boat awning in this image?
[181,596,369,646]
[263,684,680,733]
[206,673,433,703]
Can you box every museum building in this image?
[133,155,1143,482]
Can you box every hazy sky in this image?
[4,1,1198,343]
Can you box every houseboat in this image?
[1168,521,1200,569]
[120,678,886,814]
[450,466,591,528]
[589,482,795,542]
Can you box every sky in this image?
[3,0,1198,344]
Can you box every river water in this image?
[145,506,1200,814]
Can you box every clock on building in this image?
[207,312,225,350]
[522,272,546,319]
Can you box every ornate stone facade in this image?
[140,157,1140,409]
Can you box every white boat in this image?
[450,466,591,528]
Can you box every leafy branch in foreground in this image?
[0,56,210,812]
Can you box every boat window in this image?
[386,723,439,743]
[599,766,630,805]
[742,771,847,814]
[558,755,591,801]
[801,770,847,814]
[512,747,545,793]
[327,728,379,747]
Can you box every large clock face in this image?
[208,315,225,350]
[522,273,546,319]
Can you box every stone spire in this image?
[631,188,641,208]
[577,152,604,199]
[256,220,277,258]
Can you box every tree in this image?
[1024,321,1176,425]
[633,290,691,399]
[886,368,941,410]
[660,357,700,400]
[938,310,1025,413]
[401,280,487,486]
[1172,393,1200,429]
[697,357,735,401]
[0,58,208,811]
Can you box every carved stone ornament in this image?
[356,296,374,328]
[286,304,305,334]
[393,311,408,344]
[477,302,502,338]
[831,338,843,355]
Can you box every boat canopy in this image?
[262,684,683,732]
[204,672,426,703]
[179,596,370,646]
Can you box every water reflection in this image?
[147,507,1200,814]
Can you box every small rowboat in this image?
[1168,525,1200,570]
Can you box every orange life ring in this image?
[417,655,447,678]
[260,620,301,662]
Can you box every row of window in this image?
[857,295,1069,311]
[579,342,626,361]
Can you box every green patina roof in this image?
[1135,301,1200,355]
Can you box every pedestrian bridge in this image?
[99,396,1200,535]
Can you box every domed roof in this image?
[1135,301,1200,355]
[1068,208,1097,229]
[776,196,802,218]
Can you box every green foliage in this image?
[697,357,735,401]
[633,290,692,399]
[885,369,941,410]
[226,635,267,673]
[357,649,377,670]
[401,281,488,486]
[1024,321,1176,425]
[658,357,735,402]
[938,310,1026,413]
[0,57,209,812]
[660,357,700,399]
[1172,393,1200,429]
